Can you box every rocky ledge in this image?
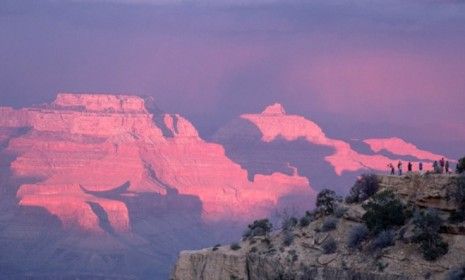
[172,173,465,280]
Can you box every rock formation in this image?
[172,174,465,280]
[0,93,315,278]
[1,93,314,231]
[213,104,448,193]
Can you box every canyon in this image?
[0,93,448,279]
[0,93,313,279]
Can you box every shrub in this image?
[243,219,273,239]
[376,261,388,272]
[316,189,342,215]
[451,175,465,205]
[261,237,271,245]
[347,224,368,249]
[371,230,395,250]
[281,216,298,231]
[322,237,337,254]
[299,215,312,227]
[445,265,465,280]
[449,210,465,224]
[212,244,221,251]
[334,205,348,218]
[282,230,294,247]
[346,173,380,204]
[419,238,448,261]
[413,209,443,239]
[321,217,338,232]
[230,243,241,250]
[362,190,406,234]
[449,175,465,223]
[457,157,465,174]
[412,209,449,261]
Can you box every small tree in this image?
[362,190,406,234]
[316,189,342,215]
[346,173,380,204]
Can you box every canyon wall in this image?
[0,93,314,279]
[0,94,449,278]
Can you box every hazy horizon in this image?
[2,0,465,159]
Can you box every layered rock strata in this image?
[0,93,314,233]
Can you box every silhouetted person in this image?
[419,162,424,175]
[388,163,395,175]
[440,158,445,173]
[433,161,440,174]
[398,161,403,176]
[407,162,412,172]
[445,160,450,174]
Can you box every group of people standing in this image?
[433,158,451,174]
[388,157,451,176]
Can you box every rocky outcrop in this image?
[379,173,462,211]
[172,174,465,280]
[172,249,247,280]
[52,93,148,113]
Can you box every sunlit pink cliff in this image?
[0,93,314,234]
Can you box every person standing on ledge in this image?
[433,161,440,174]
[445,160,450,174]
[388,163,395,175]
[419,162,424,175]
[440,157,445,173]
[407,161,412,173]
[398,161,403,176]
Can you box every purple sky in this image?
[1,0,464,157]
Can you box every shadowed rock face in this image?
[0,93,315,278]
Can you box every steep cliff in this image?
[172,174,465,280]
[0,93,315,278]
[0,93,314,232]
